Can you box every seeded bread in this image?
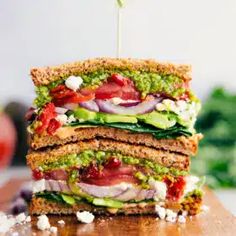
[30,58,191,86]
[30,193,202,216]
[26,138,190,171]
[29,126,202,156]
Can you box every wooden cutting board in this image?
[0,178,236,236]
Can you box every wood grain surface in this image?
[0,178,236,236]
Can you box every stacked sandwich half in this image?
[26,58,203,216]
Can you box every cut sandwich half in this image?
[26,58,201,150]
[26,58,204,217]
[27,139,204,215]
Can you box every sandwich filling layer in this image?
[30,150,204,210]
[27,72,200,138]
[27,58,203,216]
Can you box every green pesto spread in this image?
[81,70,185,99]
[40,154,78,171]
[34,70,189,107]
[39,150,188,177]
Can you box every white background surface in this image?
[0,0,236,105]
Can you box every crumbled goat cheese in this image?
[178,215,186,223]
[7,217,16,228]
[15,213,26,224]
[76,211,95,224]
[32,179,46,193]
[165,209,177,223]
[166,209,177,218]
[58,220,65,225]
[65,76,83,91]
[25,216,31,223]
[67,114,76,123]
[155,99,201,126]
[155,205,166,220]
[182,211,188,217]
[166,215,177,223]
[0,215,16,233]
[37,215,51,231]
[56,114,68,125]
[50,226,58,234]
[184,175,200,195]
[148,178,167,200]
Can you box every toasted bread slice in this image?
[29,126,202,156]
[30,58,191,86]
[30,193,202,216]
[27,138,190,171]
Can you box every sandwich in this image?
[26,58,203,216]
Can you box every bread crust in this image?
[30,194,202,216]
[29,126,202,156]
[30,58,191,86]
[26,138,190,171]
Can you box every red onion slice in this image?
[77,182,130,198]
[96,97,162,115]
[79,100,99,112]
[119,101,140,107]
[115,188,141,201]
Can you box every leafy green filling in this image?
[70,120,193,139]
[35,189,202,208]
[35,192,125,208]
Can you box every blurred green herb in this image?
[191,87,236,188]
[117,0,125,8]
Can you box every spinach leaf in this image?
[35,192,64,204]
[70,121,192,139]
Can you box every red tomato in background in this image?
[0,112,16,169]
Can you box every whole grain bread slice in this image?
[30,193,202,216]
[29,126,202,156]
[26,138,190,171]
[30,58,191,86]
